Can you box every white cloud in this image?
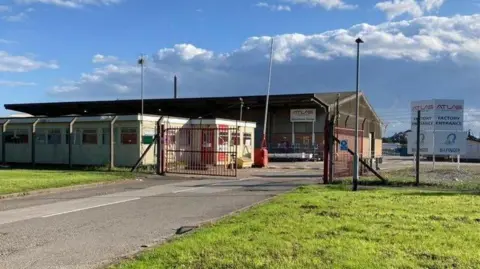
[0,51,59,72]
[375,0,446,20]
[256,2,291,11]
[0,39,16,44]
[92,54,119,63]
[2,7,34,22]
[2,11,28,22]
[0,80,36,87]
[49,14,480,127]
[285,0,357,10]
[0,5,11,12]
[421,0,445,12]
[14,0,122,8]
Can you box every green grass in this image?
[0,169,135,195]
[351,166,480,191]
[112,185,480,269]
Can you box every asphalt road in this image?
[0,171,318,269]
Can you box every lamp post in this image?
[353,37,363,192]
[138,54,145,122]
[138,54,145,162]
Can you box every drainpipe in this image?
[109,116,118,170]
[31,118,40,168]
[69,117,77,169]
[1,119,10,165]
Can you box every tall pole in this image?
[138,54,145,162]
[262,37,274,148]
[416,110,421,186]
[139,54,145,121]
[353,37,363,191]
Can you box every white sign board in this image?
[290,109,316,122]
[407,131,434,155]
[434,131,467,155]
[411,99,464,131]
[407,131,466,155]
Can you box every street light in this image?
[137,54,146,121]
[353,37,363,192]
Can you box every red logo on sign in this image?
[436,104,463,111]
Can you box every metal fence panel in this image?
[164,127,238,177]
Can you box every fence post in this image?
[323,115,330,184]
[328,117,335,183]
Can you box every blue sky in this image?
[1,0,480,134]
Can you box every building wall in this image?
[0,120,146,167]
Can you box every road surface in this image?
[0,171,318,269]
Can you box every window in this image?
[35,128,47,144]
[5,129,29,144]
[243,133,252,146]
[82,129,98,145]
[121,128,137,144]
[102,128,113,145]
[47,129,61,145]
[231,132,240,146]
[65,129,82,145]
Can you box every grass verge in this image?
[112,185,480,269]
[346,166,480,191]
[0,169,135,195]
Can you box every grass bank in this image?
[0,169,134,195]
[112,185,480,269]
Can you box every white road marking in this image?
[42,197,140,218]
[172,187,205,194]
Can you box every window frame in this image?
[121,128,138,145]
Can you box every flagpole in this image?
[262,37,274,148]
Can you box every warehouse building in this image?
[4,91,383,175]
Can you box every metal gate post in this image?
[2,119,10,165]
[323,114,329,184]
[31,119,40,168]
[159,123,165,175]
[328,117,335,183]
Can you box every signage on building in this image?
[407,131,466,155]
[411,99,464,131]
[340,140,348,151]
[290,109,316,122]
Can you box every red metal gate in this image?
[164,126,238,177]
[333,127,363,178]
